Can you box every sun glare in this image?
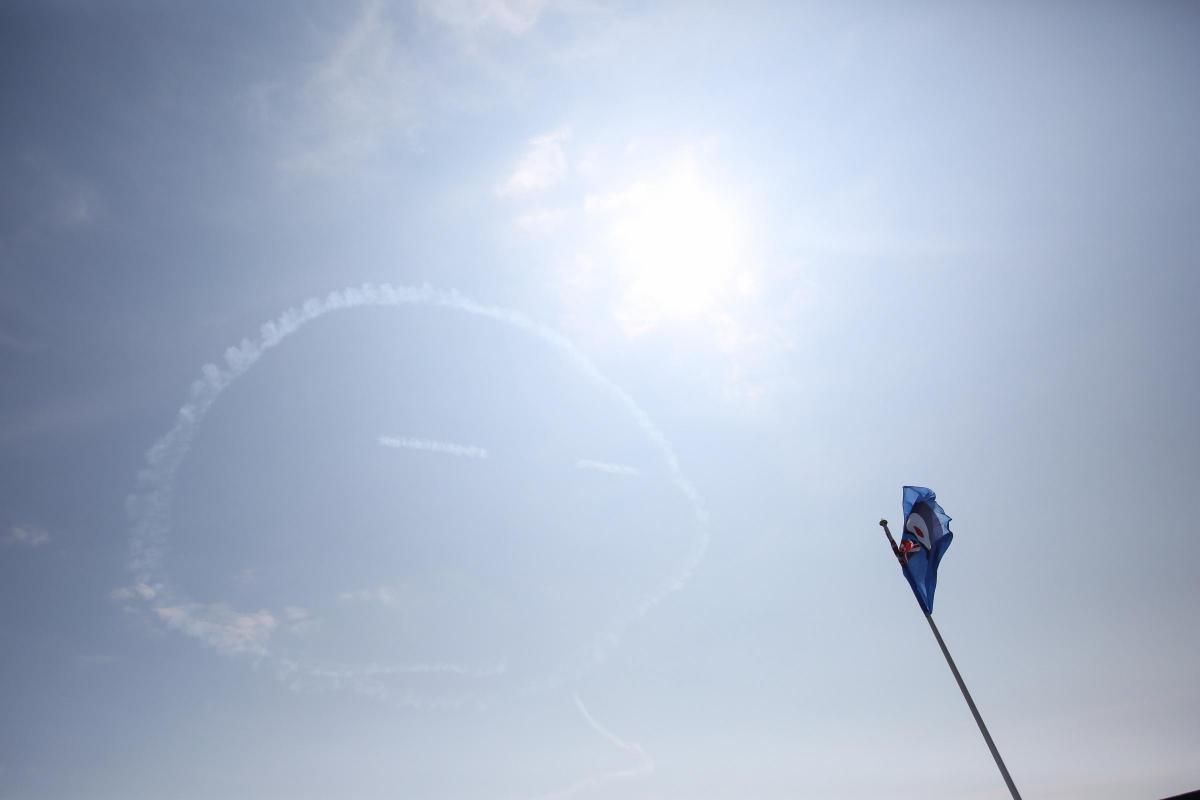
[587,161,750,336]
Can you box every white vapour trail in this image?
[360,662,504,677]
[573,695,652,774]
[575,458,640,477]
[535,696,654,800]
[302,661,506,680]
[378,435,488,459]
[125,283,709,706]
[272,657,488,711]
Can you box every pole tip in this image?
[879,519,888,527]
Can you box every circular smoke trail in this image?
[124,282,709,708]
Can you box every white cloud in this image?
[283,606,308,622]
[110,582,159,602]
[255,0,558,177]
[338,585,398,606]
[498,129,570,196]
[419,0,549,37]
[282,606,319,636]
[154,604,277,656]
[270,1,420,175]
[304,660,505,681]
[3,525,50,548]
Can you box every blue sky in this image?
[2,2,1199,799]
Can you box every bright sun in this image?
[587,160,751,336]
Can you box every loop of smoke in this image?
[125,283,709,708]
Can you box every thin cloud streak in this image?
[264,0,420,175]
[303,661,506,680]
[2,525,51,548]
[154,603,277,657]
[420,0,549,37]
[575,458,640,477]
[110,582,158,601]
[497,129,569,196]
[338,585,401,606]
[378,435,489,459]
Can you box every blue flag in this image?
[896,486,953,614]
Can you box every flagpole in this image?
[879,520,1023,800]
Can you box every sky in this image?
[1,2,1199,799]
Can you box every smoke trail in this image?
[534,695,654,800]
[575,459,640,477]
[303,661,506,680]
[378,435,489,459]
[125,282,709,707]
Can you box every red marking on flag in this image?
[897,538,922,564]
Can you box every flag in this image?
[897,485,953,614]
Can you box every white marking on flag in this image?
[905,511,932,549]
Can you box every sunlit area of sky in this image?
[2,2,1199,799]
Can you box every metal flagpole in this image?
[879,520,1023,800]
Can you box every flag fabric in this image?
[897,485,953,614]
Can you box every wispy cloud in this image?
[110,582,159,602]
[2,152,101,242]
[282,606,319,636]
[260,1,420,175]
[3,525,50,548]
[338,585,399,606]
[575,458,640,477]
[272,656,504,712]
[419,0,549,38]
[498,129,570,196]
[303,660,506,681]
[154,603,277,657]
[254,0,557,178]
[378,435,489,459]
